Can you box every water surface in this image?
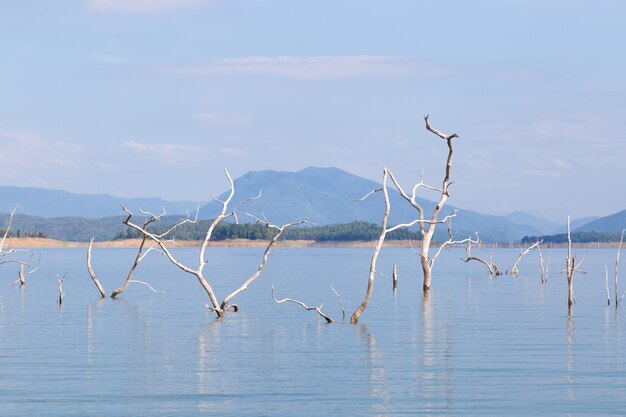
[1,246,624,416]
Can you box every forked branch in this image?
[220,215,308,311]
[510,240,543,276]
[460,235,500,275]
[272,286,334,323]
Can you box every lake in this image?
[1,246,625,416]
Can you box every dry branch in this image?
[272,286,334,323]
[87,238,106,298]
[111,211,169,298]
[56,273,65,305]
[460,236,500,275]
[122,169,301,318]
[0,205,18,256]
[219,215,308,311]
[385,115,460,292]
[565,217,575,307]
[615,230,625,307]
[510,240,542,276]
[9,253,40,287]
[330,285,346,319]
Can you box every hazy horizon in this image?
[1,0,625,222]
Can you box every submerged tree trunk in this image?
[351,167,391,324]
[387,115,459,293]
[87,238,106,298]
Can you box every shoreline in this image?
[3,237,623,249]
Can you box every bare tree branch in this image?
[460,235,499,275]
[351,167,392,324]
[220,215,308,311]
[510,240,543,276]
[272,286,334,323]
[386,115,460,292]
[0,205,18,256]
[121,169,297,318]
[111,212,165,299]
[330,285,346,319]
[537,244,549,284]
[614,229,625,308]
[605,265,611,306]
[87,238,106,298]
[56,273,66,305]
[565,216,575,307]
[9,253,41,287]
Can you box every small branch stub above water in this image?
[272,286,334,323]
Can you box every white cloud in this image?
[154,55,444,79]
[123,141,206,165]
[217,147,244,157]
[89,0,214,13]
[519,168,561,178]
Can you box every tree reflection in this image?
[419,291,454,412]
[356,324,390,415]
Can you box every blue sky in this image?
[1,0,625,221]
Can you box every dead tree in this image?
[564,217,583,307]
[272,286,334,323]
[111,211,176,298]
[510,240,542,276]
[350,166,460,323]
[0,205,19,261]
[614,230,625,308]
[10,254,40,287]
[57,273,65,305]
[122,169,304,318]
[460,235,501,275]
[387,115,459,292]
[392,264,398,292]
[87,238,106,298]
[537,244,549,284]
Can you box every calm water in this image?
[1,246,625,416]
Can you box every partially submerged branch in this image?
[0,205,18,256]
[9,253,40,287]
[122,169,299,318]
[220,215,308,311]
[111,211,168,299]
[510,240,543,276]
[57,273,66,305]
[460,235,501,275]
[87,238,106,298]
[330,285,346,319]
[565,217,575,307]
[615,230,625,307]
[272,286,334,323]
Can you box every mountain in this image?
[504,211,561,235]
[552,216,600,233]
[574,209,626,233]
[0,185,198,218]
[199,167,544,243]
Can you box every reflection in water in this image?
[356,324,390,416]
[566,313,575,402]
[420,291,454,412]
[86,298,106,365]
[197,318,234,413]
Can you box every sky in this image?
[1,0,625,222]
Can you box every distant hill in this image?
[553,216,600,233]
[0,213,127,242]
[504,211,561,235]
[199,167,545,243]
[574,209,626,233]
[0,185,198,218]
